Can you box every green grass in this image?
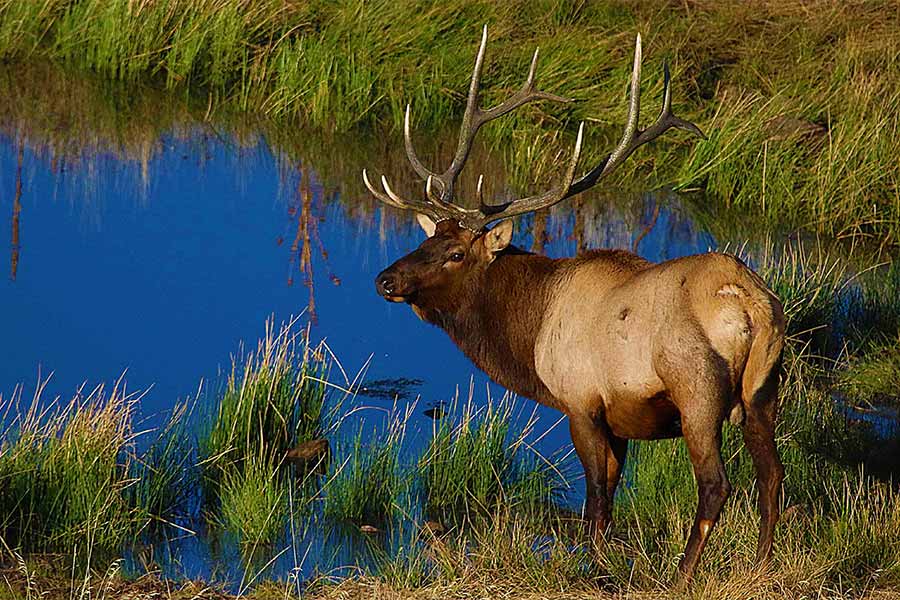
[0,381,146,554]
[217,453,288,549]
[844,261,900,351]
[126,400,195,530]
[199,318,327,494]
[419,395,571,523]
[1,0,899,243]
[196,318,332,549]
[322,421,404,525]
[838,337,900,406]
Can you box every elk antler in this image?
[562,36,705,200]
[363,29,704,232]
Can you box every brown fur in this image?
[375,221,786,581]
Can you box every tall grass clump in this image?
[419,395,569,523]
[837,336,900,406]
[199,319,327,493]
[322,421,404,525]
[0,381,146,553]
[217,453,288,549]
[844,260,900,351]
[832,261,900,407]
[813,477,900,585]
[126,400,196,529]
[671,2,900,243]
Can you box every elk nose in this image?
[376,273,397,296]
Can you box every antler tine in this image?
[437,25,489,201]
[478,47,572,123]
[404,104,440,183]
[425,175,439,203]
[381,175,409,206]
[362,169,405,209]
[563,35,705,199]
[642,60,706,142]
[439,26,573,204]
[610,32,644,170]
[526,47,540,86]
[473,122,585,228]
[363,169,449,221]
[467,25,490,118]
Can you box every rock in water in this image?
[423,520,446,536]
[285,438,330,466]
[423,403,448,420]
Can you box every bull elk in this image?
[365,27,785,581]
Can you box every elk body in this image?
[366,28,785,581]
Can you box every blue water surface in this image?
[0,131,714,435]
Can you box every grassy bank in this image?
[1,0,898,244]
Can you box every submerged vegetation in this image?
[1,0,899,244]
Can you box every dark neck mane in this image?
[418,247,562,408]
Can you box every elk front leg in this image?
[606,434,628,508]
[569,413,612,543]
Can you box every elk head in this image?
[375,217,514,315]
[368,27,703,311]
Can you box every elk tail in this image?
[736,275,786,423]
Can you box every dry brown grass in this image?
[4,569,897,600]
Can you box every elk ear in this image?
[416,214,437,237]
[484,220,513,254]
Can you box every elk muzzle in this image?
[375,266,414,303]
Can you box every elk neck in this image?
[413,247,563,409]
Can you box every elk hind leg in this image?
[742,367,784,566]
[678,399,731,581]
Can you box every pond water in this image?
[0,120,720,435]
[0,62,799,588]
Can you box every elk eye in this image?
[449,252,464,262]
